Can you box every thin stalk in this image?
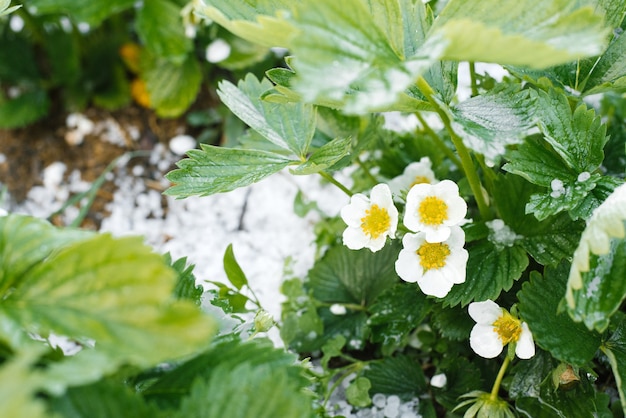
[469,62,479,97]
[357,159,381,185]
[490,356,511,401]
[416,76,491,221]
[414,111,462,168]
[319,171,353,197]
[323,363,365,410]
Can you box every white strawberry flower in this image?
[395,226,468,298]
[388,157,437,199]
[468,300,535,359]
[403,180,467,243]
[340,183,398,252]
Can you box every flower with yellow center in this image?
[468,300,535,359]
[341,183,398,252]
[395,226,468,297]
[388,157,437,199]
[404,180,467,243]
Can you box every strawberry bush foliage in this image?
[4,0,626,417]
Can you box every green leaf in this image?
[0,31,40,83]
[565,232,626,333]
[48,378,160,418]
[27,0,135,27]
[430,303,475,342]
[194,0,297,48]
[176,361,312,418]
[431,0,610,68]
[165,145,294,198]
[518,264,602,366]
[136,0,191,63]
[291,136,353,175]
[583,31,626,94]
[0,221,216,368]
[509,350,555,400]
[346,377,372,408]
[223,244,248,290]
[217,75,316,158]
[442,240,528,307]
[0,0,21,16]
[363,355,427,398]
[433,356,483,410]
[168,255,203,305]
[287,0,440,114]
[536,89,608,173]
[0,349,47,418]
[449,87,537,165]
[368,283,431,355]
[601,319,626,417]
[320,334,346,369]
[0,90,50,129]
[307,243,401,306]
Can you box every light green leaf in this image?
[218,75,316,158]
[601,319,626,417]
[364,355,427,398]
[449,87,537,165]
[0,0,21,16]
[143,53,202,118]
[442,240,528,307]
[595,0,626,30]
[518,264,602,366]
[0,228,216,367]
[583,31,626,94]
[0,349,47,418]
[0,90,50,129]
[565,233,626,332]
[290,136,352,175]
[27,0,135,27]
[321,334,346,369]
[346,377,372,408]
[308,243,401,306]
[536,89,608,172]
[136,0,191,63]
[223,244,248,290]
[432,0,610,68]
[194,0,297,48]
[165,145,294,197]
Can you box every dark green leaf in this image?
[0,90,50,129]
[364,355,427,398]
[165,145,294,198]
[431,303,475,341]
[168,255,202,305]
[583,30,626,94]
[433,356,483,410]
[27,0,135,27]
[601,318,626,417]
[517,264,602,366]
[442,240,528,307]
[509,350,555,400]
[223,244,248,290]
[136,0,191,63]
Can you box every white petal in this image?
[401,232,422,252]
[445,195,468,225]
[342,227,367,250]
[367,234,387,252]
[515,322,536,359]
[370,183,393,207]
[424,226,451,243]
[436,179,459,196]
[395,248,423,283]
[417,270,454,298]
[340,194,369,227]
[470,324,504,358]
[468,300,502,324]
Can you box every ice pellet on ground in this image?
[206,39,231,63]
[169,134,197,156]
[372,394,387,408]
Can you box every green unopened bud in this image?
[454,391,516,418]
[253,309,274,333]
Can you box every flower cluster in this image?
[341,159,469,298]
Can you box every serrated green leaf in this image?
[583,31,626,94]
[442,240,528,307]
[536,89,608,172]
[165,145,294,198]
[168,255,203,305]
[596,0,626,29]
[433,356,483,410]
[0,223,216,368]
[27,0,135,27]
[346,377,372,408]
[430,303,475,342]
[601,319,626,417]
[48,378,161,418]
[223,244,248,290]
[308,243,401,306]
[566,234,626,332]
[291,136,352,175]
[218,75,316,158]
[194,0,296,48]
[136,0,191,63]
[449,87,537,165]
[143,53,201,118]
[364,355,427,398]
[368,283,431,355]
[0,90,50,129]
[518,264,602,366]
[509,350,555,400]
[432,0,609,68]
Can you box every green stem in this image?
[357,159,381,185]
[319,171,353,197]
[490,356,511,401]
[322,363,364,409]
[469,62,479,97]
[414,112,462,168]
[415,76,491,221]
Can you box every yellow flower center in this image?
[360,204,391,239]
[418,196,448,225]
[493,312,522,345]
[416,242,450,271]
[410,176,431,188]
